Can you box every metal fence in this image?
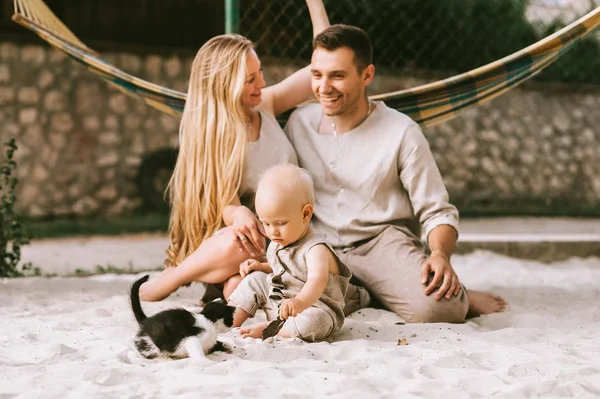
[236,0,600,216]
[238,0,600,86]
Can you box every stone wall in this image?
[1,42,599,218]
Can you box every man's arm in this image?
[397,123,459,238]
[427,224,457,260]
[421,224,462,300]
[397,122,461,300]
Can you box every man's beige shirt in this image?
[285,101,459,250]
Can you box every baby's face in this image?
[256,197,310,247]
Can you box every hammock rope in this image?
[11,0,600,127]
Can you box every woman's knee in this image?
[214,228,264,263]
[223,274,243,300]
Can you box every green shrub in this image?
[1,138,30,277]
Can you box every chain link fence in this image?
[239,0,600,86]
[239,0,600,216]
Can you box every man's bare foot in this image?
[466,290,507,318]
[240,323,268,339]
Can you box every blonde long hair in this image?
[165,34,253,267]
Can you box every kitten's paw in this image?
[209,340,231,354]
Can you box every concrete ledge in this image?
[18,218,600,276]
[455,241,600,262]
[455,218,600,262]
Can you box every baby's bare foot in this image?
[467,290,507,318]
[240,323,268,339]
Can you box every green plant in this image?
[1,138,31,277]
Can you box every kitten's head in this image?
[200,298,236,333]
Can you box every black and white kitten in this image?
[130,275,236,360]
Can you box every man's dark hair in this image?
[313,24,373,72]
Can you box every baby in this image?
[227,163,351,342]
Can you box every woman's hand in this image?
[231,206,266,257]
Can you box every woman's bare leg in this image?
[223,274,243,300]
[139,227,264,301]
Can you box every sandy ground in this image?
[2,242,600,398]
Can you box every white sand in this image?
[3,245,600,397]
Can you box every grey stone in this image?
[99,131,121,146]
[21,46,46,66]
[19,108,38,125]
[38,70,55,89]
[19,184,40,205]
[3,123,19,137]
[68,183,82,199]
[120,54,142,73]
[28,204,47,218]
[124,114,142,130]
[130,134,144,154]
[41,145,59,168]
[97,184,118,200]
[48,50,66,64]
[97,152,119,167]
[17,87,40,104]
[104,115,120,130]
[31,164,48,182]
[75,82,103,113]
[72,197,100,216]
[44,91,67,111]
[50,113,74,133]
[159,114,179,132]
[49,131,67,151]
[83,116,101,131]
[164,56,182,78]
[0,87,15,105]
[145,55,162,79]
[125,156,142,167]
[104,168,116,181]
[0,64,10,83]
[0,43,19,61]
[108,94,128,115]
[106,197,138,216]
[143,118,157,131]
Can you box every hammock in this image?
[11,0,600,127]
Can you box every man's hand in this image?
[239,259,262,279]
[279,298,308,320]
[420,251,462,300]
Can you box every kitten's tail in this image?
[130,275,150,324]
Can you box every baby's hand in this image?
[239,259,261,278]
[279,298,307,320]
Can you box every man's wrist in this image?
[430,249,450,261]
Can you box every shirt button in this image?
[329,162,335,169]
[340,189,344,194]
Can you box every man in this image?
[285,24,506,323]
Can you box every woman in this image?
[139,0,330,301]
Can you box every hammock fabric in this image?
[11,0,600,127]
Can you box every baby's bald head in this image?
[255,164,315,209]
[254,164,315,246]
